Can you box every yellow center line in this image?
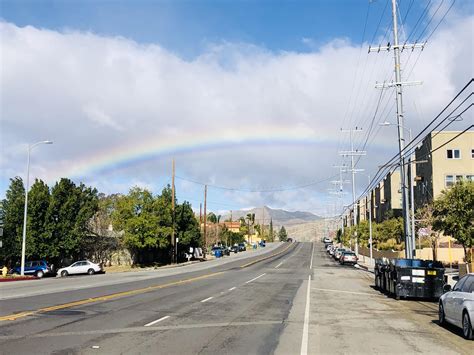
[0,271,223,322]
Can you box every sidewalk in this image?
[356,253,375,273]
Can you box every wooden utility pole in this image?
[199,203,202,224]
[203,185,207,253]
[262,206,265,241]
[171,159,176,263]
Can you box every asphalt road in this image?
[0,242,472,355]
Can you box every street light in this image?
[380,121,416,258]
[21,140,53,276]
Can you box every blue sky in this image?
[1,0,472,215]
[1,0,420,58]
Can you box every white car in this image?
[57,260,103,277]
[439,273,474,339]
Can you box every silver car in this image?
[57,260,103,277]
[439,273,474,339]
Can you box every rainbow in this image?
[55,125,390,179]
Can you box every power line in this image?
[175,174,338,193]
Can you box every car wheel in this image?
[61,270,68,277]
[462,312,473,340]
[438,302,446,325]
[36,270,44,278]
[87,268,95,275]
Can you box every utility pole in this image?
[262,206,265,241]
[339,127,366,256]
[203,185,207,254]
[369,0,424,259]
[171,159,176,264]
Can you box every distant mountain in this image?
[222,206,322,226]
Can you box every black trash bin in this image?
[389,259,445,300]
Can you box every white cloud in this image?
[1,9,472,212]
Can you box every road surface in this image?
[0,242,471,354]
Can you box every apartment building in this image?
[414,131,474,208]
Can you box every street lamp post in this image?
[367,175,374,267]
[21,140,53,276]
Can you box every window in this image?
[453,275,468,291]
[461,276,474,293]
[455,175,464,182]
[472,149,474,159]
[445,175,454,187]
[446,149,461,159]
[466,175,474,182]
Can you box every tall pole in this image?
[339,128,365,255]
[391,0,412,258]
[20,147,31,276]
[369,0,424,259]
[368,175,373,266]
[203,185,207,253]
[262,206,265,241]
[21,140,52,276]
[171,159,176,263]
[408,129,416,258]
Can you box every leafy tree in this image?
[112,187,162,263]
[207,212,217,224]
[27,179,51,258]
[1,177,25,265]
[45,178,99,263]
[176,201,200,247]
[433,181,474,262]
[278,226,288,242]
[268,218,274,242]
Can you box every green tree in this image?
[207,212,217,224]
[1,177,25,264]
[268,218,274,242]
[176,201,200,247]
[45,178,99,262]
[433,181,474,262]
[26,179,51,258]
[278,226,288,242]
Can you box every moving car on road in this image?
[439,273,474,339]
[10,260,53,278]
[57,260,104,277]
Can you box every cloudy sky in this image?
[1,0,472,216]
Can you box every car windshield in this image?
[1,1,472,354]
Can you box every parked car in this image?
[323,237,332,244]
[328,245,337,256]
[57,260,103,277]
[230,245,239,253]
[339,251,358,265]
[333,248,346,261]
[439,273,474,339]
[10,260,53,278]
[238,243,246,251]
[221,245,231,256]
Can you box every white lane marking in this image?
[275,262,284,269]
[309,242,314,269]
[300,275,311,355]
[312,287,378,297]
[228,287,236,291]
[144,315,170,327]
[245,273,266,284]
[200,296,214,303]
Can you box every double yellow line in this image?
[240,242,295,268]
[0,271,223,322]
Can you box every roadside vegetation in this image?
[0,177,282,269]
[338,181,473,262]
